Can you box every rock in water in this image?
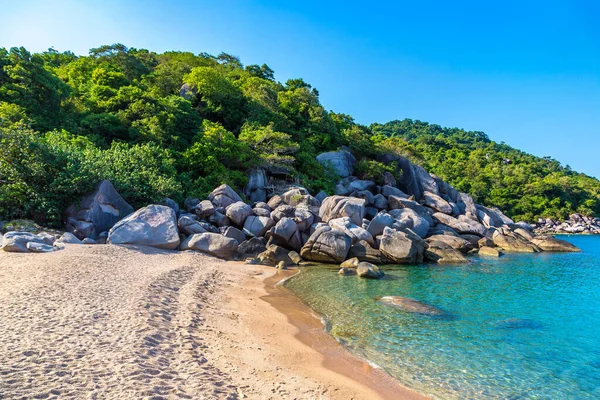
[300,226,352,263]
[356,262,384,279]
[65,180,134,240]
[378,296,446,316]
[478,246,503,257]
[108,204,180,250]
[530,236,581,252]
[424,241,468,264]
[493,318,544,330]
[180,232,239,259]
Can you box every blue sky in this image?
[2,0,599,177]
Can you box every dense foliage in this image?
[1,44,598,226]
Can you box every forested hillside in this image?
[1,44,598,226]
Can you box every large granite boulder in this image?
[238,237,267,258]
[367,212,395,237]
[328,217,374,245]
[491,229,540,253]
[243,215,275,237]
[379,227,427,264]
[425,235,473,253]
[26,242,58,253]
[433,213,487,237]
[65,180,134,240]
[387,197,434,225]
[377,154,422,200]
[424,241,468,264]
[422,191,452,214]
[457,192,477,218]
[1,232,46,253]
[181,232,238,259]
[294,208,314,232]
[108,204,179,250]
[348,240,387,264]
[55,232,83,245]
[316,150,357,178]
[347,180,376,193]
[271,205,296,222]
[413,165,439,196]
[194,200,216,219]
[222,226,246,244]
[530,235,581,252]
[356,262,384,279]
[389,208,430,238]
[381,185,408,198]
[225,201,253,226]
[208,184,243,208]
[319,196,366,226]
[178,215,207,236]
[300,226,352,263]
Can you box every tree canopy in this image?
[1,44,598,226]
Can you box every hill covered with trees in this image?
[1,44,598,226]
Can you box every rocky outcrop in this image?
[108,205,180,250]
[65,180,133,240]
[245,168,268,203]
[530,235,581,252]
[534,213,600,234]
[491,229,540,253]
[300,226,352,263]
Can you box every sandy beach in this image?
[0,244,426,399]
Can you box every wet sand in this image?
[0,244,427,399]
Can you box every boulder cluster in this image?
[535,213,600,234]
[1,152,581,275]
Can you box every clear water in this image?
[285,235,600,399]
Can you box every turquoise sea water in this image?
[285,235,600,399]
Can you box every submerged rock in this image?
[493,318,544,330]
[378,296,446,316]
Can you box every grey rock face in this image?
[328,217,374,245]
[433,213,487,237]
[108,205,180,250]
[243,216,275,237]
[1,232,46,252]
[422,191,452,214]
[367,212,395,237]
[194,200,216,219]
[238,237,267,258]
[413,165,439,196]
[379,227,427,264]
[55,232,83,245]
[26,242,57,253]
[65,180,134,240]
[424,241,468,264]
[222,226,246,245]
[381,185,408,199]
[300,226,352,263]
[161,198,179,213]
[245,168,268,203]
[356,262,384,279]
[209,184,243,208]
[425,235,473,253]
[389,208,430,238]
[316,150,357,178]
[348,240,387,264]
[178,215,207,236]
[181,232,238,259]
[319,196,366,226]
[387,197,434,225]
[225,201,253,226]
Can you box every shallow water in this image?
[285,235,600,399]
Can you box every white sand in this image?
[0,244,426,399]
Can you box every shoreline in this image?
[211,263,429,400]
